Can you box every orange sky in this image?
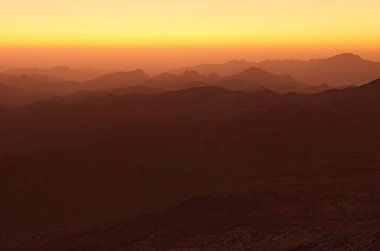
[1,0,380,70]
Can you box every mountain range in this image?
[219,67,307,93]
[172,53,380,86]
[2,53,380,106]
[82,67,307,94]
[2,77,380,249]
[5,66,105,82]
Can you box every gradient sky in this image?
[1,0,380,70]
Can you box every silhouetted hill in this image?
[328,52,363,61]
[145,71,220,90]
[0,83,55,106]
[151,67,309,94]
[0,73,63,88]
[67,86,165,101]
[178,71,220,83]
[172,60,255,76]
[291,77,380,107]
[171,53,380,87]
[0,73,83,95]
[5,66,105,82]
[256,53,380,86]
[85,69,150,90]
[153,72,179,82]
[219,67,307,93]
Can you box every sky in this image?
[1,0,380,70]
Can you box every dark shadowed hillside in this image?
[0,83,54,106]
[1,78,380,250]
[2,0,380,248]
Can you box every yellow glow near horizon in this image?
[1,0,380,48]
[2,0,380,70]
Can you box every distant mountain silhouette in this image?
[0,73,81,95]
[171,53,380,86]
[5,66,105,82]
[0,82,55,106]
[300,77,380,108]
[328,52,363,61]
[0,73,63,87]
[219,67,307,93]
[85,69,150,90]
[256,53,380,86]
[147,68,306,94]
[172,60,254,76]
[153,72,179,82]
[144,71,220,90]
[177,71,220,83]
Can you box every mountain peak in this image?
[329,53,363,61]
[242,66,267,72]
[236,67,271,76]
[87,69,150,90]
[104,69,150,79]
[134,68,146,73]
